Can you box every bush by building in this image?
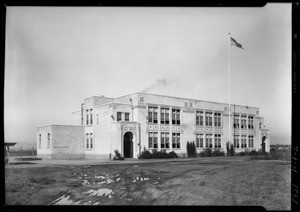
[112,149,124,160]
[226,142,235,156]
[138,149,179,159]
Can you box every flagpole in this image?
[228,33,231,153]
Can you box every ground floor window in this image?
[86,133,89,149]
[149,132,158,149]
[234,135,240,148]
[90,133,93,149]
[205,134,213,148]
[172,133,180,149]
[241,135,247,148]
[248,135,254,147]
[196,134,204,148]
[47,133,50,148]
[161,132,170,149]
[214,134,221,148]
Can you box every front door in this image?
[124,132,133,158]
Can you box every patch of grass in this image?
[250,149,291,161]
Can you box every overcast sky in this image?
[5,4,291,147]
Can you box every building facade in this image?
[37,92,270,159]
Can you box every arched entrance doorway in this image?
[262,136,266,153]
[123,131,133,158]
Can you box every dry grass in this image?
[5,157,291,210]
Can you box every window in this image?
[172,133,180,149]
[161,133,170,149]
[214,134,221,148]
[196,111,204,126]
[206,134,213,148]
[86,133,89,149]
[97,114,99,124]
[86,110,89,125]
[189,102,193,107]
[248,116,254,129]
[148,107,158,124]
[234,115,239,128]
[39,134,41,148]
[248,136,254,147]
[196,134,204,148]
[184,102,188,107]
[47,133,50,148]
[172,109,181,125]
[90,109,93,124]
[241,135,247,148]
[140,97,144,103]
[117,112,122,121]
[149,132,158,149]
[125,113,130,121]
[90,133,93,149]
[241,116,247,129]
[205,112,213,126]
[161,108,170,124]
[234,135,239,148]
[214,113,221,127]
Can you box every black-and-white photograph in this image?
[4,4,292,210]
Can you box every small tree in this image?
[226,142,235,156]
[113,149,124,160]
[186,141,197,158]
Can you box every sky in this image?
[5,4,291,149]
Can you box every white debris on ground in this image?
[154,182,159,184]
[83,188,114,197]
[93,202,101,205]
[125,198,132,201]
[132,176,150,183]
[82,180,90,185]
[51,194,80,205]
[132,180,136,183]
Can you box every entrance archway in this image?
[262,136,266,153]
[123,131,133,158]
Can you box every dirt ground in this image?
[5,156,291,210]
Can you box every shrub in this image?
[113,149,124,160]
[138,149,152,159]
[168,151,179,158]
[212,149,225,157]
[250,149,291,161]
[186,141,197,158]
[200,148,212,157]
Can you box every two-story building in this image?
[37,92,270,159]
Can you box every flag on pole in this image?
[230,37,244,49]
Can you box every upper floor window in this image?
[39,134,41,148]
[86,110,89,125]
[140,97,144,103]
[148,107,158,124]
[172,109,181,125]
[214,113,221,127]
[234,115,239,128]
[47,133,50,148]
[241,116,247,129]
[196,111,204,126]
[117,112,122,121]
[161,132,170,149]
[248,116,254,129]
[90,109,93,125]
[97,114,99,124]
[160,108,170,125]
[189,102,193,107]
[125,113,130,121]
[149,132,158,149]
[184,102,188,107]
[214,134,221,148]
[172,133,181,149]
[234,135,239,148]
[205,112,213,127]
[196,134,204,148]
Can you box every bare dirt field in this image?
[5,156,290,210]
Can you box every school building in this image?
[37,92,270,159]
